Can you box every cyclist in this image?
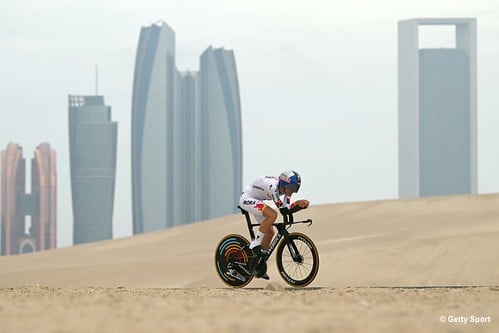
[239,170,310,263]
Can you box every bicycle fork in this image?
[276,225,303,264]
[285,239,304,264]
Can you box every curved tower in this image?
[1,143,24,255]
[32,143,57,251]
[131,22,176,233]
[198,47,242,220]
[131,22,242,233]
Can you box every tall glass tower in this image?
[131,22,242,234]
[68,95,117,244]
[131,22,176,233]
[198,47,242,220]
[398,18,477,198]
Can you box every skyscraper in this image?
[198,47,243,219]
[68,95,117,244]
[131,21,242,234]
[398,18,477,198]
[1,142,56,255]
[131,22,176,234]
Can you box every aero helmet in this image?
[278,170,301,193]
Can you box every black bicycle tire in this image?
[214,234,254,288]
[275,232,319,287]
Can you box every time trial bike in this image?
[214,205,319,288]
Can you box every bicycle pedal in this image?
[251,257,267,278]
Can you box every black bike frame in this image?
[238,206,312,261]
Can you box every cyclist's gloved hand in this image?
[286,200,310,214]
[293,199,310,209]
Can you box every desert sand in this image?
[1,194,498,332]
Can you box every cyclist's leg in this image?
[239,195,277,251]
[259,206,276,250]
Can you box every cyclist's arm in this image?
[281,199,310,215]
[272,194,288,209]
[270,186,290,210]
[291,199,310,209]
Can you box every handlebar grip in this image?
[288,205,306,214]
[279,207,290,215]
[280,205,306,216]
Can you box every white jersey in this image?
[242,176,291,209]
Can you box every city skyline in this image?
[1,1,498,248]
[131,22,242,233]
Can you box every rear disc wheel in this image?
[214,234,254,288]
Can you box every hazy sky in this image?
[1,0,498,247]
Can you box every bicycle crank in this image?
[250,257,267,278]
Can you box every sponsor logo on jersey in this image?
[243,200,256,205]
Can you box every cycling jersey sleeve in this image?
[261,176,292,209]
[273,192,292,209]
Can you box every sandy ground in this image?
[1,286,497,333]
[1,194,499,332]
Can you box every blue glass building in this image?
[398,18,477,198]
[68,95,117,244]
[131,22,242,233]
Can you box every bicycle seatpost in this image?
[238,206,256,240]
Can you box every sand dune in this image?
[1,193,498,288]
[1,194,498,332]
